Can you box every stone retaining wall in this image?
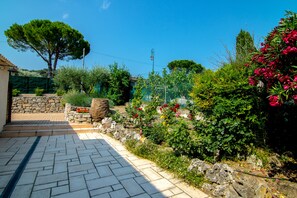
[12,96,64,113]
[64,103,92,124]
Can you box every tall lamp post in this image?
[150,48,154,73]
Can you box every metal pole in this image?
[150,49,154,73]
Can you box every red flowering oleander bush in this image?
[248,11,297,107]
[159,103,180,125]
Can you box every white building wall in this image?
[0,68,9,132]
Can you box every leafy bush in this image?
[34,87,44,96]
[248,11,297,106]
[54,66,110,96]
[142,123,167,145]
[12,89,21,97]
[191,62,266,160]
[107,63,131,105]
[166,121,198,157]
[62,90,92,107]
[56,89,66,96]
[125,140,204,187]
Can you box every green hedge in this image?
[10,76,54,94]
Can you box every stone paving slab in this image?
[0,132,210,198]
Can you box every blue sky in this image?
[1,0,297,77]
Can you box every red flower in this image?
[254,68,263,76]
[162,104,168,108]
[137,107,143,111]
[133,113,139,118]
[248,77,257,86]
[174,103,180,109]
[268,95,282,107]
[283,84,290,90]
[282,46,297,55]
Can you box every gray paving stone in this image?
[112,166,136,176]
[134,176,148,185]
[0,174,12,188]
[69,170,88,178]
[26,161,53,169]
[17,171,37,185]
[87,175,119,190]
[55,154,78,162]
[117,173,135,181]
[112,184,123,191]
[54,162,67,173]
[93,193,111,198]
[52,189,90,198]
[33,182,57,191]
[70,175,86,191]
[92,156,115,164]
[151,192,167,198]
[38,169,53,176]
[96,165,113,177]
[35,172,68,185]
[79,155,92,164]
[140,182,159,194]
[90,186,113,196]
[121,178,145,196]
[58,180,69,186]
[84,172,100,181]
[52,185,69,196]
[132,193,151,198]
[150,178,175,191]
[109,189,129,198]
[10,184,33,198]
[31,188,51,198]
[109,163,122,170]
[68,163,94,173]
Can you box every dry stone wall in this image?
[12,96,64,113]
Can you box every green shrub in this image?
[12,89,21,97]
[62,90,92,107]
[191,63,266,160]
[56,89,66,96]
[142,123,167,145]
[125,140,204,187]
[34,87,44,96]
[166,121,198,157]
[107,63,131,105]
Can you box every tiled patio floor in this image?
[0,114,210,198]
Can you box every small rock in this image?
[188,159,211,174]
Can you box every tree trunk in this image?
[48,53,53,78]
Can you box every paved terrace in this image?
[0,113,209,198]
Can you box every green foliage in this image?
[56,89,66,96]
[142,123,167,145]
[167,60,204,73]
[5,19,90,77]
[191,62,266,160]
[107,63,131,105]
[125,140,204,187]
[12,89,21,96]
[53,66,110,95]
[62,90,92,107]
[236,30,256,61]
[131,77,144,108]
[166,120,198,157]
[34,87,44,96]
